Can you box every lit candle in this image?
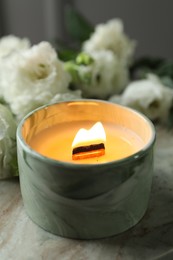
[29,120,144,164]
[17,100,156,239]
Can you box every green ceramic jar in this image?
[17,100,156,239]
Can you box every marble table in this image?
[0,126,173,260]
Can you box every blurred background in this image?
[0,0,172,60]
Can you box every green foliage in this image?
[64,5,94,43]
[52,5,94,62]
[130,57,164,79]
[50,38,78,62]
[130,56,173,88]
[56,45,78,62]
[167,105,173,129]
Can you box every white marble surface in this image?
[1,126,173,260]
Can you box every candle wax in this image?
[29,121,144,164]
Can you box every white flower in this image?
[0,104,17,179]
[0,35,30,58]
[82,19,135,65]
[76,50,129,99]
[109,74,173,122]
[0,41,71,120]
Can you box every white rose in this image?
[109,74,173,122]
[0,35,31,100]
[0,41,71,120]
[77,50,128,99]
[0,104,17,179]
[0,35,30,58]
[82,19,135,65]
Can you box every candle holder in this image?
[17,100,156,239]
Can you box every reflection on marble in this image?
[0,126,173,259]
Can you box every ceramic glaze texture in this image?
[17,100,155,239]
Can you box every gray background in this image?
[0,0,172,60]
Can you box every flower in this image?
[82,18,135,65]
[0,41,71,120]
[0,104,17,179]
[109,74,173,122]
[65,50,128,99]
[0,35,31,101]
[0,35,30,58]
[79,19,135,98]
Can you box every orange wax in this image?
[29,121,144,164]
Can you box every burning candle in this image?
[29,120,144,164]
[17,100,155,239]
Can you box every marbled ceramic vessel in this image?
[17,100,156,239]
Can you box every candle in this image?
[29,121,144,164]
[17,100,156,239]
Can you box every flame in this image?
[72,122,106,160]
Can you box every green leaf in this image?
[130,56,173,85]
[160,76,173,89]
[65,4,94,43]
[130,56,165,80]
[64,61,81,83]
[50,38,79,61]
[57,48,78,62]
[156,62,173,79]
[167,104,173,128]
